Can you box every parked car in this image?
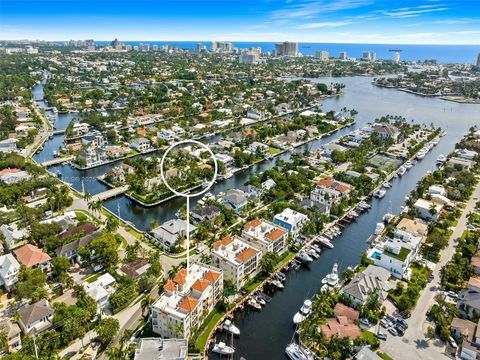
[386,314,396,323]
[395,325,405,336]
[375,332,388,341]
[380,319,389,328]
[388,327,399,336]
[359,318,371,327]
[397,318,408,329]
[447,291,458,299]
[449,337,458,349]
[400,311,411,319]
[428,274,434,283]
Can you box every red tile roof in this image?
[14,244,51,267]
[334,303,359,321]
[178,296,199,312]
[164,279,176,292]
[0,168,21,177]
[212,236,234,249]
[320,316,361,340]
[235,247,258,262]
[173,268,187,285]
[191,279,210,293]
[266,228,286,241]
[203,270,221,283]
[244,219,262,230]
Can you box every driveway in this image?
[380,181,480,360]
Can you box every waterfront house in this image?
[117,258,151,280]
[246,109,262,120]
[428,185,447,197]
[152,219,196,249]
[223,189,248,213]
[77,147,108,167]
[191,205,221,223]
[323,143,348,157]
[0,254,20,291]
[319,315,361,340]
[215,153,234,167]
[242,219,288,256]
[310,177,352,209]
[450,317,480,360]
[81,133,107,148]
[371,123,400,141]
[367,239,413,279]
[151,264,223,339]
[17,299,54,335]
[56,230,102,263]
[355,347,383,360]
[238,184,262,199]
[0,168,31,184]
[414,198,442,221]
[261,178,276,191]
[0,138,18,153]
[130,137,151,152]
[72,122,90,136]
[447,157,476,171]
[0,319,22,353]
[40,211,78,231]
[394,217,428,255]
[273,208,309,239]
[457,148,478,160]
[340,265,392,306]
[134,338,188,360]
[105,145,132,159]
[14,244,51,272]
[157,129,175,141]
[82,273,116,313]
[211,235,261,290]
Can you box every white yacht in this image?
[212,342,235,355]
[321,263,339,287]
[248,298,261,310]
[374,222,385,235]
[317,236,334,249]
[382,182,392,189]
[404,161,413,169]
[271,279,284,289]
[285,343,312,360]
[223,319,240,336]
[436,154,447,163]
[374,189,386,198]
[296,251,313,263]
[416,150,426,160]
[383,213,395,223]
[397,166,406,176]
[293,299,312,324]
[306,248,320,259]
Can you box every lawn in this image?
[193,307,226,352]
[377,351,394,360]
[127,227,143,239]
[268,146,281,155]
[83,270,106,283]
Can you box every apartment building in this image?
[242,219,288,256]
[211,235,261,289]
[151,264,223,339]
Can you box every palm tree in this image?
[167,264,181,279]
[83,191,92,202]
[0,330,8,353]
[141,295,153,316]
[106,216,120,233]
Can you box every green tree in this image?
[96,318,120,346]
[259,252,278,275]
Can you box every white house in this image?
[242,219,288,256]
[152,219,196,248]
[0,168,31,184]
[0,254,20,291]
[17,299,54,335]
[0,222,28,250]
[0,138,18,153]
[428,185,446,197]
[273,208,309,239]
[157,129,175,141]
[82,273,116,312]
[130,137,151,152]
[414,198,442,221]
[367,240,413,279]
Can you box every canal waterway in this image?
[32,76,480,360]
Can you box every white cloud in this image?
[270,0,372,19]
[297,21,353,28]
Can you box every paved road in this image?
[381,181,480,360]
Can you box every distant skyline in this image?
[1,0,480,45]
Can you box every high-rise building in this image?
[339,51,347,60]
[392,51,401,63]
[195,43,206,52]
[239,53,259,65]
[275,41,298,57]
[362,51,371,61]
[476,53,480,67]
[110,38,120,47]
[152,44,158,51]
[371,52,376,61]
[315,51,329,61]
[211,41,234,52]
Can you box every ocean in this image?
[94,41,480,64]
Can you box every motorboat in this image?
[285,343,312,360]
[374,222,385,235]
[222,319,240,336]
[212,342,235,355]
[296,251,313,263]
[306,248,320,259]
[383,213,395,223]
[436,154,447,163]
[416,151,426,160]
[404,161,413,169]
[255,295,266,306]
[276,272,287,282]
[382,182,392,189]
[317,236,334,249]
[271,279,284,289]
[248,299,261,310]
[397,166,406,176]
[321,263,339,287]
[293,299,312,324]
[374,189,386,198]
[440,130,447,137]
[310,244,322,254]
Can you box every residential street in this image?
[381,181,480,360]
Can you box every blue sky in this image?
[1,0,479,44]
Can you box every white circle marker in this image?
[160,140,218,276]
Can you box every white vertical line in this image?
[186,195,190,276]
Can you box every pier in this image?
[50,129,66,135]
[41,156,73,167]
[91,185,129,202]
